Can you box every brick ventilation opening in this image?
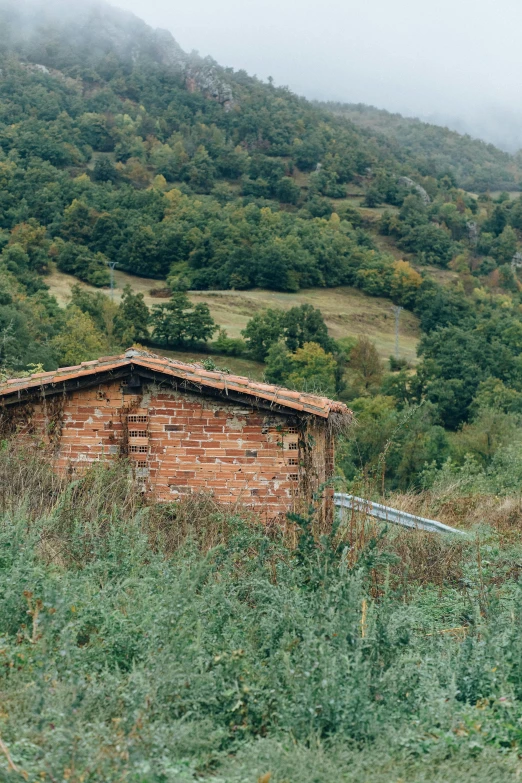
[288,442,298,451]
[289,474,299,481]
[286,427,298,434]
[128,415,148,424]
[130,445,148,454]
[137,460,148,468]
[287,458,298,466]
[129,430,147,438]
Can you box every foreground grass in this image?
[2,451,522,781]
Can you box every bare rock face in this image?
[398,176,431,204]
[0,0,235,108]
[184,57,235,109]
[153,31,234,108]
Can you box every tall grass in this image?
[1,445,522,781]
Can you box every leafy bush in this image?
[211,328,246,356]
[400,223,456,267]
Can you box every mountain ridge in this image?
[2,0,521,192]
[316,100,522,192]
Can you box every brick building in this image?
[0,350,351,525]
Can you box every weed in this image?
[1,447,522,780]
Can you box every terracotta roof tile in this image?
[58,364,83,373]
[51,371,88,383]
[29,371,52,380]
[0,350,351,421]
[279,390,301,400]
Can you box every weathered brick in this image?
[8,377,335,526]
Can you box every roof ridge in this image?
[0,350,351,421]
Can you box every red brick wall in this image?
[8,379,334,523]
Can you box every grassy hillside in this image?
[2,448,522,781]
[190,288,419,361]
[46,266,420,363]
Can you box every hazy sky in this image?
[112,0,522,149]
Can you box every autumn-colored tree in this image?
[117,158,151,188]
[265,341,337,395]
[389,260,422,307]
[60,200,98,244]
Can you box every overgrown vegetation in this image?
[2,446,522,781]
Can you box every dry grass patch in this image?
[388,490,522,540]
[0,441,65,519]
[190,286,420,363]
[45,267,421,363]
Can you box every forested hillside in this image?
[319,101,522,192]
[1,0,522,296]
[4,0,522,493]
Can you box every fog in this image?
[102,0,522,152]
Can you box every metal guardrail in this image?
[334,493,465,535]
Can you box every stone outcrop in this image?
[0,0,235,109]
[398,176,431,204]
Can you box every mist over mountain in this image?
[108,0,522,155]
[327,103,522,156]
[0,0,182,62]
[414,108,522,155]
[3,0,521,154]
[0,0,238,106]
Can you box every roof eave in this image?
[0,363,336,420]
[0,351,352,421]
